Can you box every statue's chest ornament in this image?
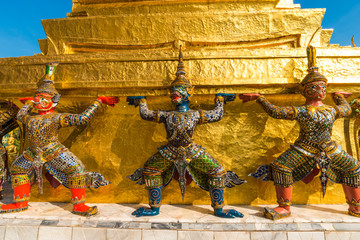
[28,115,56,143]
[304,106,335,128]
[167,112,196,141]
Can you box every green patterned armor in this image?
[252,94,359,195]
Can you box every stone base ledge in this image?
[0,203,359,240]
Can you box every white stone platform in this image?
[0,203,359,240]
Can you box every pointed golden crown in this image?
[300,45,327,86]
[171,47,192,87]
[35,62,61,102]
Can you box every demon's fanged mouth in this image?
[171,91,182,102]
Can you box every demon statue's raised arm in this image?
[127,49,245,218]
[240,46,359,220]
[0,63,118,216]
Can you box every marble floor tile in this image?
[72,227,106,240]
[237,205,262,215]
[180,223,210,231]
[107,229,142,240]
[0,220,14,226]
[332,223,360,231]
[142,215,177,223]
[96,221,117,228]
[0,226,5,240]
[193,205,245,223]
[150,222,181,230]
[4,226,38,240]
[40,220,59,226]
[163,205,208,223]
[251,231,287,240]
[294,223,313,231]
[269,223,298,231]
[325,232,360,240]
[318,223,335,231]
[94,204,133,221]
[209,224,224,231]
[57,220,84,227]
[142,230,177,240]
[18,202,77,221]
[287,232,325,240]
[254,223,272,231]
[196,214,242,224]
[82,221,98,228]
[274,216,296,223]
[341,213,360,223]
[245,206,276,223]
[292,205,346,223]
[9,219,42,226]
[38,226,72,240]
[214,231,250,240]
[115,204,155,222]
[243,215,260,223]
[178,231,213,240]
[138,222,152,229]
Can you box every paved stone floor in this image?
[0,202,358,240]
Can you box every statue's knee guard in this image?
[11,174,31,203]
[271,162,293,187]
[11,174,30,188]
[143,168,163,190]
[68,174,86,189]
[68,175,86,204]
[208,165,226,187]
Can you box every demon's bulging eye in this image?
[172,86,187,93]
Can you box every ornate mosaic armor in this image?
[251,93,359,195]
[0,63,118,216]
[244,45,360,220]
[129,49,244,218]
[140,97,227,199]
[12,100,109,194]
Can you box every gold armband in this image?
[256,95,266,103]
[199,110,207,124]
[215,96,224,103]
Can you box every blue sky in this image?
[0,1,359,58]
[297,0,360,47]
[0,2,72,58]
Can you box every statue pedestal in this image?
[0,202,358,240]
